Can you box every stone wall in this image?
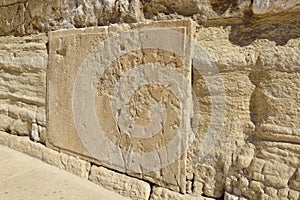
[0,1,299,200]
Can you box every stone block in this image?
[150,187,212,200]
[41,146,64,169]
[60,153,91,179]
[48,19,195,192]
[89,165,151,200]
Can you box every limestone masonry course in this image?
[0,0,300,200]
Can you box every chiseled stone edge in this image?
[0,131,151,200]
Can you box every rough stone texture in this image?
[0,0,141,36]
[253,0,300,15]
[1,0,300,36]
[0,2,300,200]
[0,34,47,141]
[187,25,256,198]
[150,187,215,200]
[89,165,151,200]
[48,19,194,193]
[142,0,252,21]
[185,12,300,198]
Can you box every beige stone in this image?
[278,188,289,198]
[1,0,300,36]
[60,153,91,179]
[150,187,211,200]
[0,34,47,139]
[0,5,300,200]
[41,147,64,169]
[0,131,10,146]
[288,168,300,191]
[48,19,195,192]
[193,181,204,195]
[0,0,141,36]
[224,192,239,200]
[191,18,300,198]
[264,187,278,199]
[262,160,295,188]
[288,190,300,200]
[89,165,151,200]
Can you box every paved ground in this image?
[0,145,130,200]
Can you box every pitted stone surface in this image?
[0,2,300,199]
[48,19,194,193]
[0,34,47,140]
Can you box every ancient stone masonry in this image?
[0,1,300,200]
[47,20,193,193]
[0,34,47,139]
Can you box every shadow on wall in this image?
[229,11,300,46]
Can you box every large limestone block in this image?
[48,19,195,192]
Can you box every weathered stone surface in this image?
[142,0,300,21]
[142,0,252,21]
[0,0,141,36]
[1,0,300,37]
[187,19,300,199]
[253,0,300,15]
[0,34,47,139]
[42,144,92,179]
[151,187,185,200]
[48,19,194,192]
[47,16,300,199]
[150,187,215,200]
[0,3,300,199]
[89,165,151,200]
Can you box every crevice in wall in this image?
[147,182,155,200]
[87,163,94,180]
